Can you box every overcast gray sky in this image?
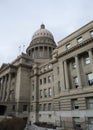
[0,0,93,66]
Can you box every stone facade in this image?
[0,22,93,128]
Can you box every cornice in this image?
[57,37,93,58]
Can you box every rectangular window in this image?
[58,81,61,92]
[40,79,42,85]
[43,78,46,84]
[48,88,52,97]
[48,103,52,111]
[73,77,79,88]
[85,57,90,64]
[32,96,34,100]
[87,73,93,85]
[23,105,27,111]
[73,117,81,129]
[72,61,76,69]
[48,114,52,118]
[48,64,52,69]
[39,49,43,58]
[77,36,83,44]
[57,67,60,74]
[90,30,93,37]
[87,97,93,109]
[44,66,47,72]
[32,80,34,91]
[48,76,52,83]
[44,89,47,98]
[12,105,15,111]
[40,68,43,73]
[43,104,46,111]
[66,43,71,49]
[31,105,33,111]
[88,117,93,130]
[39,104,42,111]
[72,99,79,110]
[40,90,43,98]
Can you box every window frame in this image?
[23,105,27,111]
[73,117,81,128]
[72,99,79,110]
[87,73,93,86]
[43,104,47,111]
[48,76,52,83]
[66,43,71,49]
[77,36,83,44]
[57,67,60,75]
[72,61,76,69]
[58,81,61,92]
[85,57,90,65]
[43,77,46,84]
[32,80,34,91]
[87,97,93,109]
[40,79,42,85]
[44,89,47,98]
[48,88,52,97]
[48,103,52,111]
[40,90,43,98]
[73,76,79,88]
[90,30,93,37]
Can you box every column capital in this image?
[87,48,92,52]
[74,54,79,58]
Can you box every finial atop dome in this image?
[41,23,45,29]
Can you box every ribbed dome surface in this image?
[32,24,54,40]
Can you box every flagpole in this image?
[23,44,25,52]
[19,46,21,55]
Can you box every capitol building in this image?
[0,21,93,128]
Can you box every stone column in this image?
[35,47,37,58]
[64,60,69,90]
[2,76,7,101]
[43,46,45,58]
[75,55,82,88]
[38,46,40,58]
[60,61,66,91]
[32,48,34,59]
[34,48,36,58]
[0,78,1,99]
[5,73,11,101]
[48,46,50,58]
[36,47,38,58]
[0,77,4,101]
[88,49,93,72]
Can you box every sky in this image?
[0,0,93,66]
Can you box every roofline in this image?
[57,20,93,47]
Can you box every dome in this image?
[26,24,56,61]
[32,24,54,41]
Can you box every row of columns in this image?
[0,73,11,102]
[28,46,53,59]
[62,49,93,90]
